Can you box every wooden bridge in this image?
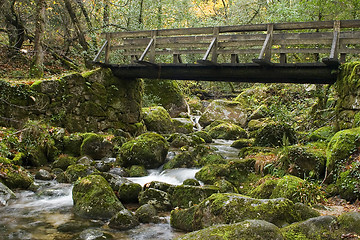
[93,20,360,84]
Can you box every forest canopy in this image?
[0,0,359,76]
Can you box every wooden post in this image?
[253,24,274,66]
[231,54,239,63]
[149,30,157,63]
[173,54,182,63]
[322,20,340,67]
[211,27,219,63]
[105,33,111,64]
[280,45,287,64]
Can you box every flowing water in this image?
[0,140,239,240]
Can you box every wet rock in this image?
[118,182,142,203]
[76,228,114,240]
[230,138,254,149]
[199,100,247,128]
[72,174,125,219]
[142,106,174,134]
[108,209,139,230]
[0,164,34,190]
[94,158,115,172]
[0,182,16,206]
[191,131,213,143]
[120,132,169,169]
[208,122,248,140]
[254,123,297,147]
[138,188,172,212]
[168,133,194,148]
[80,133,114,160]
[109,167,129,177]
[183,179,200,186]
[52,154,77,171]
[35,169,54,181]
[57,220,102,233]
[76,156,93,166]
[170,193,317,231]
[178,220,284,240]
[173,118,194,134]
[100,172,131,191]
[143,181,176,195]
[65,164,99,183]
[135,203,160,223]
[195,158,255,185]
[127,165,148,177]
[171,185,220,208]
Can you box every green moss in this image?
[52,154,77,171]
[335,61,360,97]
[171,185,220,208]
[308,126,336,142]
[254,123,297,147]
[208,122,248,140]
[65,164,99,183]
[191,131,213,143]
[142,106,174,133]
[335,161,360,201]
[231,138,254,149]
[0,164,34,190]
[63,133,83,156]
[127,165,148,177]
[117,182,142,203]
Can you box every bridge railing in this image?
[94,20,360,66]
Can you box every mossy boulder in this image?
[338,212,360,234]
[308,126,336,142]
[173,118,194,134]
[65,164,100,183]
[138,188,172,212]
[250,175,325,206]
[0,164,33,190]
[63,133,83,156]
[208,122,248,140]
[278,146,326,179]
[108,209,139,230]
[143,181,176,195]
[178,220,284,240]
[135,204,159,223]
[195,159,255,186]
[199,100,247,127]
[143,79,187,117]
[254,123,297,147]
[127,165,148,177]
[171,185,220,208]
[214,179,238,193]
[170,193,316,231]
[80,133,114,160]
[52,154,77,171]
[120,132,169,169]
[335,161,360,201]
[191,131,213,143]
[142,106,174,134]
[72,174,125,220]
[168,133,194,148]
[117,182,142,203]
[35,169,54,181]
[183,179,200,186]
[231,138,254,149]
[163,151,195,170]
[326,127,360,178]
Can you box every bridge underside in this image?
[98,63,338,84]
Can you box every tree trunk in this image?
[103,0,110,28]
[30,0,46,78]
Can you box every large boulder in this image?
[0,164,33,190]
[64,164,99,183]
[178,220,284,240]
[338,212,360,234]
[80,133,114,160]
[171,185,220,208]
[335,160,360,201]
[138,188,172,212]
[170,193,317,231]
[199,100,247,128]
[326,127,360,178]
[208,122,248,140]
[142,106,174,134]
[143,79,187,117]
[72,174,125,219]
[120,132,169,168]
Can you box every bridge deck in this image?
[94,20,360,84]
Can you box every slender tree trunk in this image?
[30,0,46,78]
[75,0,97,47]
[138,0,144,27]
[103,0,110,27]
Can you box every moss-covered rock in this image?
[173,118,194,134]
[177,220,284,240]
[35,169,54,181]
[135,204,159,223]
[191,131,213,143]
[138,188,172,212]
[163,151,195,170]
[170,193,316,231]
[108,209,139,230]
[143,181,176,195]
[281,215,339,240]
[142,106,174,134]
[199,100,247,128]
[335,161,360,201]
[127,165,148,177]
[0,164,33,190]
[120,132,169,169]
[278,146,326,179]
[337,212,360,234]
[326,127,360,178]
[72,174,125,220]
[52,154,77,171]
[254,123,297,147]
[80,133,114,160]
[208,122,248,140]
[117,182,142,203]
[143,79,187,117]
[308,126,336,142]
[65,164,100,183]
[231,138,254,149]
[63,133,83,156]
[214,179,239,193]
[195,159,255,186]
[0,182,16,206]
[183,179,200,186]
[168,133,193,148]
[171,185,220,208]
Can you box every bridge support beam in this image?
[102,63,338,84]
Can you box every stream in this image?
[0,140,238,240]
